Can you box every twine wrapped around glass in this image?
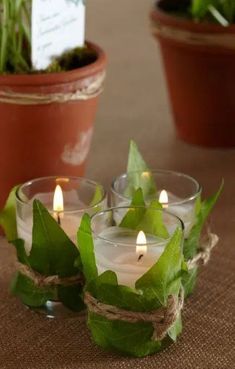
[78,204,185,357]
[12,176,107,318]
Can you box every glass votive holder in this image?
[83,206,184,356]
[91,206,184,288]
[16,176,107,253]
[111,170,201,237]
[14,176,106,318]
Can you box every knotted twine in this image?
[187,231,219,270]
[85,289,184,341]
[17,262,84,288]
[0,71,105,105]
[151,20,235,50]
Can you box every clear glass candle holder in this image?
[91,206,184,288]
[111,170,201,237]
[15,176,106,318]
[16,176,107,252]
[16,177,107,251]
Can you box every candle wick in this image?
[138,254,144,262]
[57,213,61,226]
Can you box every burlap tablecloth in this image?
[0,1,235,368]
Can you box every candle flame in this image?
[159,190,168,208]
[136,230,147,255]
[53,185,64,212]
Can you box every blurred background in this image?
[86,0,235,209]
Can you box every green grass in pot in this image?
[0,0,96,74]
[159,0,235,25]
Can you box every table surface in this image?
[1,1,235,368]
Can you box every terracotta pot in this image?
[151,1,235,147]
[0,41,107,209]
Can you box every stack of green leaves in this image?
[125,140,223,296]
[78,189,184,357]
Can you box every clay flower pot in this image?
[0,41,107,208]
[151,1,235,147]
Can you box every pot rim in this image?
[0,40,107,87]
[151,0,235,34]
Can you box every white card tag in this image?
[31,0,85,70]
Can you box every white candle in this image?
[94,227,166,288]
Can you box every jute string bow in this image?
[0,71,105,105]
[85,289,184,341]
[152,20,235,50]
[17,263,84,288]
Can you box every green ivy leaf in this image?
[77,213,98,284]
[11,201,83,311]
[0,186,18,241]
[136,228,183,306]
[119,188,146,228]
[126,140,157,197]
[29,200,80,277]
[119,189,167,238]
[184,181,224,260]
[88,312,164,357]
[137,200,168,239]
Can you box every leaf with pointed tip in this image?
[0,186,18,241]
[29,200,80,277]
[136,228,183,305]
[119,190,167,239]
[126,140,157,197]
[119,188,146,229]
[136,200,168,239]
